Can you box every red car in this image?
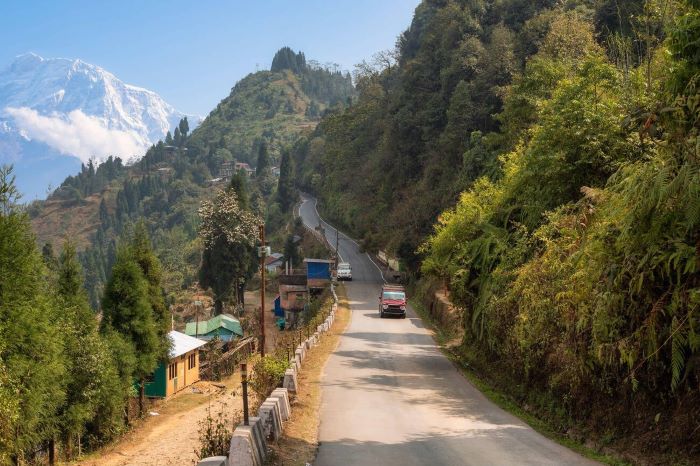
[379,284,406,318]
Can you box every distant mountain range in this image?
[0,53,196,200]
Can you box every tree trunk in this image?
[48,438,55,465]
[214,298,223,315]
[139,378,145,416]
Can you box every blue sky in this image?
[0,0,420,116]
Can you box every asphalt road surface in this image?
[298,194,599,466]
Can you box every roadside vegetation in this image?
[295,0,700,462]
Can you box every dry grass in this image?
[266,284,351,466]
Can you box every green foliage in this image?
[249,354,287,399]
[101,248,158,381]
[0,170,65,461]
[198,188,261,313]
[417,1,700,457]
[276,148,296,211]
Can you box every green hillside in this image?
[294,0,699,462]
[30,48,354,307]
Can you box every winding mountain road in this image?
[298,194,598,466]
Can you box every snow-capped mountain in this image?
[0,52,196,199]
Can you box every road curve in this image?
[298,194,598,466]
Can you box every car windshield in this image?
[383,291,405,300]
[338,264,351,270]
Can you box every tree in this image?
[0,168,65,461]
[255,141,270,177]
[174,127,182,146]
[164,131,173,145]
[55,241,120,457]
[127,222,170,364]
[283,234,301,268]
[276,148,295,211]
[101,248,158,416]
[198,189,261,313]
[179,117,190,139]
[229,170,250,210]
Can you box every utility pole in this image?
[336,228,339,267]
[259,224,266,357]
[241,362,249,426]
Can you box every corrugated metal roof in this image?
[169,330,207,358]
[184,313,244,339]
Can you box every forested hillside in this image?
[29,48,353,307]
[295,0,699,461]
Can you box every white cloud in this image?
[4,107,148,163]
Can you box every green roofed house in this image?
[184,313,244,343]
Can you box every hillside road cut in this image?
[298,194,599,466]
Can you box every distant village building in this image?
[265,252,284,273]
[234,162,255,177]
[304,258,333,289]
[143,331,206,398]
[184,313,244,343]
[271,166,281,177]
[279,274,308,314]
[219,161,234,180]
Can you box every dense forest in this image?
[294,0,699,461]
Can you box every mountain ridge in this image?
[0,52,197,199]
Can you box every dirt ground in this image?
[67,289,287,466]
[267,285,351,466]
[70,376,243,466]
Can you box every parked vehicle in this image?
[379,284,406,318]
[337,262,352,281]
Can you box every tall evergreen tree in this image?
[255,141,270,177]
[276,148,295,211]
[55,241,121,458]
[101,247,158,416]
[0,166,65,461]
[178,117,189,138]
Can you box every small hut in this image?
[144,331,206,398]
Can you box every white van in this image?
[337,262,352,281]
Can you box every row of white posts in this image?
[198,284,339,466]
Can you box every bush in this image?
[195,402,238,460]
[249,355,287,399]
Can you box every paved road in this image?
[298,195,598,466]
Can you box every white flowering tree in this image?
[198,188,261,314]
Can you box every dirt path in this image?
[73,378,243,466]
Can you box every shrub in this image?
[249,355,287,399]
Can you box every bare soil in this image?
[69,375,244,466]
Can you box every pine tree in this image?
[128,222,170,364]
[179,117,189,139]
[101,247,158,416]
[174,127,182,146]
[229,170,250,210]
[0,166,65,460]
[55,241,120,457]
[165,131,173,145]
[276,148,296,211]
[256,141,270,177]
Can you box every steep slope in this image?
[0,53,194,198]
[295,0,699,462]
[30,48,354,307]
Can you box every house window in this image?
[188,353,196,370]
[168,362,177,380]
